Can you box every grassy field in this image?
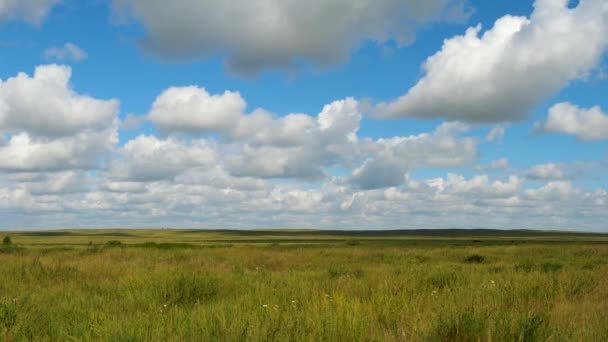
[1,229,607,341]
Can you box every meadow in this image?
[1,229,607,341]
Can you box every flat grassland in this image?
[1,229,607,341]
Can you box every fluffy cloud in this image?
[106,135,216,182]
[527,163,566,180]
[113,0,471,75]
[147,87,364,179]
[0,65,119,172]
[524,181,579,201]
[536,102,608,141]
[0,130,117,172]
[378,0,608,123]
[0,65,119,137]
[350,123,478,189]
[44,43,88,62]
[0,0,59,24]
[148,86,245,135]
[3,170,606,231]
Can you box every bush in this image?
[104,240,123,248]
[464,254,485,264]
[2,236,11,245]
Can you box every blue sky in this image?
[0,0,607,231]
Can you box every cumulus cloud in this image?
[524,181,579,201]
[148,86,245,135]
[476,158,509,171]
[378,0,608,123]
[0,65,119,172]
[4,169,606,231]
[106,135,216,182]
[0,0,59,24]
[350,122,478,189]
[113,0,472,76]
[147,87,364,180]
[536,102,608,141]
[0,65,119,137]
[44,43,88,62]
[527,163,566,180]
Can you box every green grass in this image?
[1,229,607,341]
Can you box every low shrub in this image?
[464,254,485,264]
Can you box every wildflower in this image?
[263,304,268,308]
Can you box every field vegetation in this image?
[1,229,607,341]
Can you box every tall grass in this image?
[0,240,607,341]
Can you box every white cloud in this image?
[0,0,60,24]
[378,0,608,123]
[147,87,364,180]
[350,122,478,189]
[121,114,146,130]
[148,86,245,135]
[106,135,216,182]
[527,163,566,180]
[0,65,119,172]
[486,125,506,142]
[476,158,509,171]
[536,102,608,141]
[0,65,119,137]
[44,43,88,62]
[0,129,117,172]
[113,0,471,76]
[524,181,579,201]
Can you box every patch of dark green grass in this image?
[428,269,461,289]
[464,254,485,264]
[328,266,365,279]
[515,260,536,272]
[540,261,563,273]
[161,273,222,306]
[134,242,197,250]
[516,314,550,341]
[104,240,124,248]
[431,310,489,342]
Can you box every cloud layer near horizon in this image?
[1,64,607,230]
